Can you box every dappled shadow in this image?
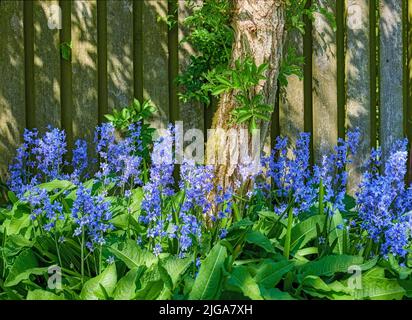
[378,0,404,160]
[142,0,169,129]
[71,0,98,143]
[279,29,304,151]
[107,0,134,112]
[0,1,25,180]
[345,0,371,193]
[33,0,61,132]
[312,6,337,164]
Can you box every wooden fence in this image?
[0,0,411,191]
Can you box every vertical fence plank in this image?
[379,0,404,160]
[0,1,25,178]
[133,0,143,102]
[279,30,304,147]
[71,0,98,142]
[408,0,412,182]
[97,0,107,122]
[312,0,338,163]
[143,0,169,129]
[60,0,73,152]
[346,0,371,193]
[34,0,61,131]
[23,0,35,130]
[303,1,314,164]
[107,0,134,113]
[178,0,204,133]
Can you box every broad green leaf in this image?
[189,243,227,300]
[226,266,262,300]
[4,249,48,287]
[37,179,74,192]
[299,255,363,277]
[245,231,274,253]
[27,290,65,300]
[3,210,31,236]
[162,256,192,289]
[108,240,157,269]
[113,267,145,300]
[80,264,117,300]
[329,211,343,254]
[301,275,336,292]
[290,215,325,250]
[134,280,164,300]
[255,260,294,288]
[7,191,19,204]
[351,267,405,300]
[260,287,295,300]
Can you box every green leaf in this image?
[80,264,117,300]
[351,267,405,300]
[134,280,164,300]
[113,267,145,300]
[255,260,294,288]
[4,249,48,287]
[162,256,192,289]
[299,255,363,277]
[245,230,275,253]
[7,191,19,204]
[134,264,165,300]
[27,290,65,300]
[290,215,326,250]
[3,210,31,236]
[189,243,227,300]
[226,266,263,300]
[37,179,74,192]
[108,240,157,269]
[260,287,295,300]
[329,211,343,254]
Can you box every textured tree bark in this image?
[206,0,286,192]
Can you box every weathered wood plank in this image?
[34,0,61,131]
[346,0,371,194]
[0,1,25,178]
[178,0,204,133]
[107,0,134,112]
[312,0,338,164]
[143,0,169,129]
[71,0,98,142]
[279,30,304,147]
[379,0,404,160]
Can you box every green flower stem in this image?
[81,229,85,284]
[54,233,63,268]
[283,206,294,259]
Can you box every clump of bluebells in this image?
[94,122,143,192]
[356,139,412,257]
[24,186,64,232]
[138,126,233,257]
[258,132,316,216]
[72,185,114,251]
[314,129,360,214]
[5,122,412,269]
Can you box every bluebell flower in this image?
[314,129,360,214]
[356,139,412,257]
[24,186,64,232]
[72,185,114,251]
[8,127,68,196]
[71,139,89,184]
[262,132,316,216]
[94,122,143,191]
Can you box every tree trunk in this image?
[206,0,286,192]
